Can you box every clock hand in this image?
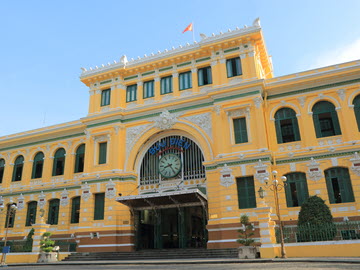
[170,166,176,174]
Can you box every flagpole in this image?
[192,22,195,43]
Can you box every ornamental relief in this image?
[38,191,47,209]
[350,152,360,176]
[17,194,25,211]
[105,179,117,199]
[60,189,69,207]
[153,110,180,130]
[306,158,323,181]
[126,124,152,157]
[182,112,212,140]
[226,108,250,118]
[81,182,92,202]
[220,164,235,187]
[254,159,270,183]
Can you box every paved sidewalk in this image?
[5,257,360,267]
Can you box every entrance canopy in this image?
[116,189,207,210]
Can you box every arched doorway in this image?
[118,135,208,249]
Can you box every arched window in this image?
[312,101,341,138]
[74,144,85,173]
[47,199,60,225]
[52,148,65,176]
[325,167,354,204]
[353,95,360,131]
[25,201,37,226]
[32,152,44,179]
[12,155,24,182]
[0,159,5,183]
[284,172,309,207]
[71,196,81,224]
[274,107,301,143]
[5,204,17,228]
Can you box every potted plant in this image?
[237,214,258,259]
[38,232,58,263]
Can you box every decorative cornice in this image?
[79,22,262,79]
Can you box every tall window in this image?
[126,84,137,102]
[236,176,256,209]
[179,71,192,90]
[5,204,16,228]
[25,201,37,226]
[52,148,66,176]
[48,199,60,225]
[71,196,81,224]
[74,144,85,173]
[94,193,105,220]
[160,76,173,94]
[233,118,248,144]
[101,88,111,106]
[226,57,242,77]
[312,101,341,138]
[143,80,154,99]
[98,142,107,164]
[284,172,309,207]
[274,108,301,144]
[198,66,212,86]
[12,155,24,182]
[0,159,4,183]
[325,167,355,204]
[32,152,44,179]
[353,95,360,131]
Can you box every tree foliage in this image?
[297,195,336,241]
[40,232,55,252]
[237,214,255,246]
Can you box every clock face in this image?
[159,153,181,178]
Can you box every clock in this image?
[159,153,181,178]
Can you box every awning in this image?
[116,189,207,210]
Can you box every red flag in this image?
[182,23,193,33]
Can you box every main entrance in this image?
[137,206,207,249]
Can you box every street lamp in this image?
[0,203,17,267]
[263,170,287,259]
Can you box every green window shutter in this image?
[325,167,354,204]
[292,117,301,141]
[0,159,4,183]
[284,173,309,207]
[337,168,355,203]
[25,201,37,226]
[12,155,24,182]
[98,142,107,164]
[353,95,360,131]
[236,176,256,209]
[206,66,212,84]
[71,197,81,224]
[325,169,336,204]
[101,89,111,106]
[331,110,342,135]
[32,152,44,179]
[144,80,154,98]
[233,118,248,144]
[198,68,204,86]
[74,144,85,173]
[161,76,172,94]
[312,101,341,138]
[226,59,233,77]
[275,119,283,144]
[235,57,242,76]
[284,182,294,207]
[179,71,192,90]
[48,199,60,225]
[126,84,137,102]
[52,148,65,176]
[312,113,322,138]
[94,193,105,220]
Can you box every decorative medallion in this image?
[38,191,46,209]
[153,110,180,130]
[126,124,151,158]
[60,189,69,207]
[254,159,270,183]
[17,194,25,211]
[350,152,360,176]
[220,164,235,187]
[306,158,323,181]
[105,179,117,199]
[81,182,91,202]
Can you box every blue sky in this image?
[1,0,360,136]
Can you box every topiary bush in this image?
[237,214,255,246]
[40,232,55,253]
[297,195,336,242]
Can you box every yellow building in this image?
[0,18,360,258]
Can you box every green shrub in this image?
[297,195,336,242]
[40,232,55,253]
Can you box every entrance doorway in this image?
[136,206,207,249]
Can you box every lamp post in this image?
[261,170,287,259]
[0,203,17,267]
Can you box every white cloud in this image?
[308,38,360,70]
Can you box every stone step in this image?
[63,248,238,261]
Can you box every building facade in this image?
[0,19,360,255]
